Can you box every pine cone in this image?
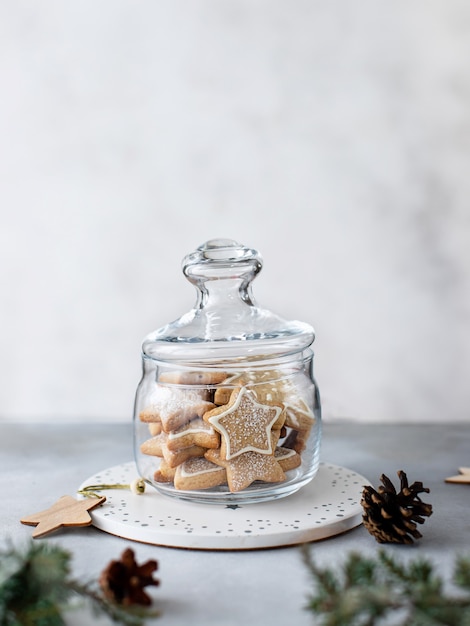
[361,470,433,544]
[99,548,159,606]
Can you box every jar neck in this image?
[194,277,256,311]
[144,238,316,360]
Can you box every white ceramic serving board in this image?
[78,461,369,550]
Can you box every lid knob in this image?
[183,238,262,284]
[143,238,314,362]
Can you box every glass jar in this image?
[133,239,321,504]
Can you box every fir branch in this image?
[0,541,72,626]
[302,546,470,626]
[454,556,470,591]
[68,580,157,626]
[0,541,159,626]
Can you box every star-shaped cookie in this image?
[140,433,206,468]
[21,495,106,538]
[166,417,220,452]
[204,387,283,460]
[205,448,285,492]
[139,384,215,432]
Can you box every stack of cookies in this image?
[139,370,315,493]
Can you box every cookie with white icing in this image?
[274,446,302,471]
[204,387,284,461]
[174,457,227,490]
[205,448,285,493]
[166,417,220,452]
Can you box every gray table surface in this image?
[1,421,468,625]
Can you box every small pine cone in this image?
[361,470,433,544]
[99,548,159,606]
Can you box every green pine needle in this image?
[0,541,159,626]
[302,546,470,626]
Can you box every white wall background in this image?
[1,1,469,424]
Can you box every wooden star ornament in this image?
[445,467,470,484]
[21,494,106,538]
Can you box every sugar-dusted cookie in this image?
[159,371,228,386]
[154,460,176,483]
[204,387,284,461]
[140,432,167,457]
[166,417,220,452]
[139,384,215,432]
[205,448,285,493]
[140,433,206,468]
[174,457,227,491]
[162,445,206,468]
[213,372,244,405]
[283,397,315,453]
[139,407,161,423]
[274,446,302,471]
[213,370,284,406]
[250,382,289,409]
[147,420,162,436]
[213,386,235,406]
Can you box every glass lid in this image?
[142,239,315,364]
